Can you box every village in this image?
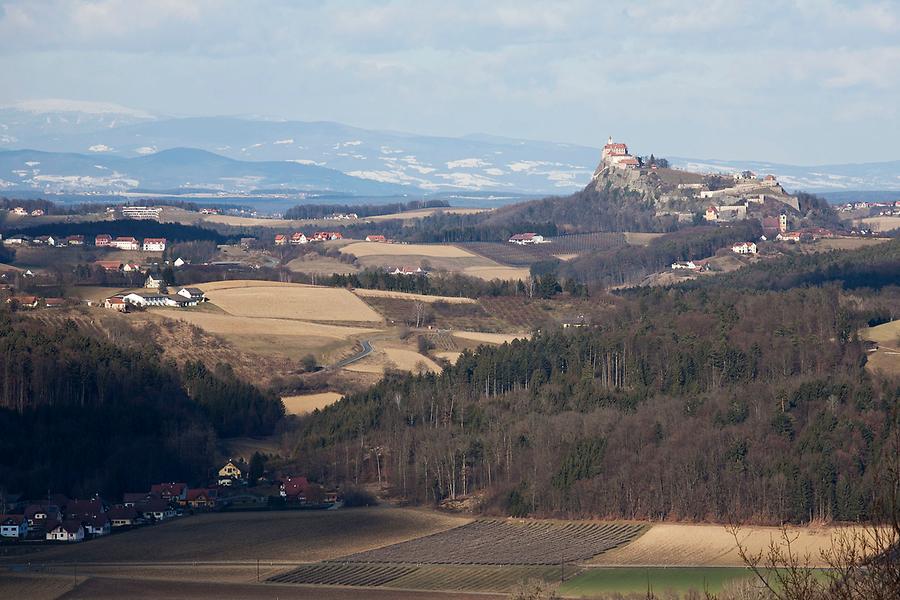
[0,459,340,545]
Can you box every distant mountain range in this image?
[1,100,898,198]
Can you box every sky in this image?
[0,0,898,164]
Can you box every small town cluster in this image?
[3,232,168,252]
[0,459,337,544]
[274,231,344,245]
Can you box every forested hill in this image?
[295,241,900,523]
[0,312,284,498]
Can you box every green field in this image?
[559,567,756,596]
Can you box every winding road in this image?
[328,339,373,370]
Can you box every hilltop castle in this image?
[600,136,639,169]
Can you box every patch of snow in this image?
[286,159,326,166]
[507,160,553,173]
[446,158,490,169]
[94,165,108,170]
[241,143,263,152]
[408,165,436,175]
[0,135,17,143]
[88,144,113,152]
[347,169,421,186]
[6,99,154,119]
[12,170,28,177]
[380,146,404,155]
[135,146,157,155]
[24,161,40,167]
[274,138,294,145]
[434,172,508,189]
[334,140,363,149]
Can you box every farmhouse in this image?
[290,232,309,245]
[732,242,758,254]
[142,238,167,252]
[122,262,142,273]
[95,234,112,247]
[11,207,28,215]
[0,516,28,539]
[3,234,30,246]
[65,235,85,246]
[704,206,719,222]
[219,459,247,481]
[177,287,206,303]
[313,231,343,241]
[110,236,140,250]
[31,209,45,216]
[84,515,111,537]
[123,292,176,307]
[508,233,546,245]
[391,266,427,276]
[671,261,700,271]
[135,498,175,521]
[365,235,387,243]
[8,296,39,309]
[150,482,187,503]
[274,234,287,246]
[777,231,802,243]
[145,274,164,289]
[186,489,217,509]
[107,505,138,527]
[44,298,66,308]
[173,257,187,267]
[103,296,128,311]
[95,260,123,272]
[281,476,311,502]
[45,520,85,542]
[25,504,62,527]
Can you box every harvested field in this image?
[0,573,79,600]
[462,266,531,281]
[453,331,529,345]
[861,320,900,376]
[341,242,476,259]
[808,237,889,251]
[463,233,625,267]
[57,576,505,600]
[286,256,359,275]
[68,286,127,302]
[624,232,664,246]
[345,345,441,375]
[352,289,477,304]
[361,296,504,331]
[282,392,344,415]
[20,508,472,564]
[272,564,568,593]
[270,563,418,586]
[367,207,489,222]
[154,310,377,361]
[590,523,857,568]
[340,519,645,565]
[860,215,900,232]
[560,567,755,596]
[196,281,382,322]
[435,351,462,363]
[480,297,556,329]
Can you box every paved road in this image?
[328,340,373,370]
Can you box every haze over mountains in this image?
[1,100,898,198]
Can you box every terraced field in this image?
[339,519,646,565]
[270,564,571,593]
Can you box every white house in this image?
[290,232,308,245]
[391,266,427,276]
[177,287,206,303]
[110,237,140,250]
[732,242,758,255]
[142,238,167,252]
[671,261,699,270]
[46,520,85,542]
[173,257,187,268]
[0,516,28,539]
[145,274,164,289]
[123,292,179,307]
[84,515,111,537]
[508,233,545,245]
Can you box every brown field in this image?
[554,253,579,261]
[462,266,531,281]
[196,281,382,322]
[15,508,471,565]
[0,573,80,600]
[154,310,377,361]
[859,215,900,232]
[590,523,862,568]
[352,288,477,304]
[340,242,477,259]
[366,207,490,222]
[812,237,890,251]
[623,232,664,246]
[361,296,506,331]
[435,350,463,363]
[861,320,900,375]
[281,391,344,415]
[346,344,441,375]
[452,331,529,345]
[59,577,504,600]
[67,286,127,302]
[286,255,359,275]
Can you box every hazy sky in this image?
[1,0,898,164]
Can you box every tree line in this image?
[291,245,900,524]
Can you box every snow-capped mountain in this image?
[1,101,898,197]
